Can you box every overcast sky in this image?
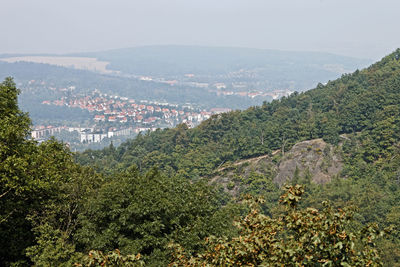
[1,0,399,60]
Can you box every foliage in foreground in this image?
[170,185,384,266]
[0,77,101,265]
[76,249,144,267]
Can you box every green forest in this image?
[1,49,400,266]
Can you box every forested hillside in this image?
[76,49,400,265]
[78,49,400,179]
[1,49,400,266]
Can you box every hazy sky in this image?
[1,0,399,59]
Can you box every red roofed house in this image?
[136,115,143,122]
[94,115,105,122]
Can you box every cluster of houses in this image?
[42,92,223,128]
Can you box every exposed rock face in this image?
[274,139,343,186]
[210,138,343,195]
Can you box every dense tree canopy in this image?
[170,185,385,266]
[0,78,104,265]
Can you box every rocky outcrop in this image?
[274,139,342,186]
[210,138,343,195]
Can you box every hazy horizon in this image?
[1,0,399,60]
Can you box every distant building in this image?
[214,83,226,89]
[94,115,105,121]
[31,126,63,139]
[79,129,107,143]
[210,108,231,114]
[108,127,132,138]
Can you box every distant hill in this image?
[0,46,372,117]
[0,61,264,114]
[1,46,372,91]
[77,45,371,90]
[78,45,369,75]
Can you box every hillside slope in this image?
[77,48,400,178]
[76,50,400,264]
